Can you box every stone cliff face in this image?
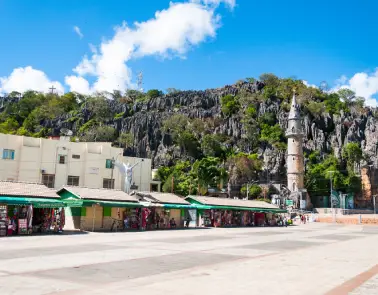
[7,82,378,186]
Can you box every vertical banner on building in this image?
[188,209,197,227]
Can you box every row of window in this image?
[58,155,114,169]
[42,174,115,189]
[2,150,115,170]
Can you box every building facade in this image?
[286,94,306,207]
[0,133,160,192]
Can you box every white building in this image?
[0,133,161,192]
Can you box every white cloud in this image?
[67,1,225,93]
[65,75,91,94]
[73,26,84,39]
[191,0,236,9]
[303,80,318,88]
[1,0,233,95]
[0,66,64,94]
[333,69,378,107]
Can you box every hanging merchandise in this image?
[26,205,33,234]
[60,208,65,231]
[0,205,7,237]
[18,219,28,234]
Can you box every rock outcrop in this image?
[2,81,378,187]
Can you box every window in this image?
[2,149,15,160]
[293,182,296,192]
[105,159,114,169]
[67,176,79,186]
[72,154,80,159]
[59,155,66,164]
[42,174,55,188]
[103,178,115,189]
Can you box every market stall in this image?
[136,192,196,229]
[186,195,286,228]
[57,186,142,231]
[0,181,67,236]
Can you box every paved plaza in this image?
[1,223,378,295]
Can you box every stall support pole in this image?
[92,205,96,232]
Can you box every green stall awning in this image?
[162,204,197,209]
[61,197,84,208]
[0,196,65,208]
[83,200,142,208]
[190,203,286,213]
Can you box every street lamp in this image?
[246,180,259,199]
[328,171,335,222]
[110,152,123,189]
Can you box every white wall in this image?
[0,133,156,191]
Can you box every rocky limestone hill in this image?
[1,77,378,203]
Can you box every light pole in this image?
[373,195,376,214]
[246,180,259,199]
[328,171,336,222]
[110,152,123,189]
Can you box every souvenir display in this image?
[0,205,7,237]
[0,205,65,237]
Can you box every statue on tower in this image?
[114,160,144,194]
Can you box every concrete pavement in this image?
[1,223,378,295]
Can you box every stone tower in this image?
[286,93,305,205]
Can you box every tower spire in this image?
[286,91,306,209]
[288,92,300,120]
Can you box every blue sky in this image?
[0,0,377,105]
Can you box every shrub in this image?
[147,89,163,99]
[221,94,240,116]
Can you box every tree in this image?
[192,157,222,194]
[246,77,256,83]
[240,184,262,199]
[162,115,200,157]
[157,166,173,184]
[342,142,363,172]
[324,93,348,114]
[147,89,163,99]
[220,94,240,116]
[245,106,257,119]
[166,88,180,94]
[259,73,279,87]
[306,101,324,117]
[227,153,262,185]
[118,132,134,148]
[260,124,284,145]
[86,97,111,121]
[125,90,144,102]
[161,161,197,196]
[0,118,19,134]
[338,88,356,105]
[80,126,116,142]
[201,134,225,158]
[189,118,205,138]
[162,114,189,134]
[258,112,276,125]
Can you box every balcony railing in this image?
[285,129,304,137]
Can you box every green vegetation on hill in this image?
[0,73,369,199]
